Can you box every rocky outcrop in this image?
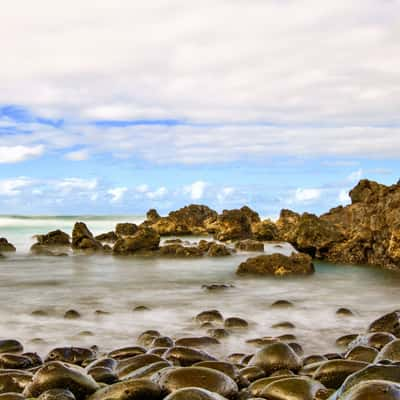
[0,238,16,252]
[236,252,314,276]
[276,211,345,258]
[235,239,264,252]
[213,208,254,241]
[252,219,278,240]
[34,230,70,246]
[159,244,203,257]
[72,223,103,251]
[148,205,217,236]
[115,223,138,237]
[113,227,160,255]
[95,231,118,243]
[146,209,161,223]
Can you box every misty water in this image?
[1,216,399,358]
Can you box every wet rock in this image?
[339,379,400,400]
[336,334,359,348]
[207,243,232,257]
[248,375,296,397]
[214,209,253,241]
[312,360,369,389]
[164,347,217,366]
[376,339,400,363]
[249,343,302,374]
[156,366,238,399]
[0,340,23,354]
[45,347,95,365]
[251,220,278,241]
[72,223,103,251]
[23,361,99,400]
[133,305,150,311]
[237,252,314,276]
[345,346,378,363]
[64,310,81,319]
[120,361,171,380]
[0,371,32,394]
[351,332,397,351]
[0,354,33,369]
[271,300,294,308]
[175,337,220,348]
[226,353,247,364]
[337,364,400,397]
[194,361,239,381]
[95,231,118,243]
[87,367,118,384]
[159,244,203,257]
[163,387,228,400]
[0,238,16,252]
[87,378,162,400]
[113,227,160,255]
[196,310,224,324]
[259,377,326,400]
[115,223,138,237]
[117,354,165,379]
[302,355,328,366]
[272,321,295,329]
[38,389,76,400]
[235,240,264,252]
[207,329,230,340]
[137,331,161,347]
[202,283,234,291]
[146,209,161,223]
[0,394,26,400]
[224,317,248,329]
[34,230,70,247]
[337,308,354,316]
[288,343,304,356]
[238,366,265,385]
[151,337,174,348]
[324,353,343,360]
[368,311,400,337]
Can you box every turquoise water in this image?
[1,216,400,357]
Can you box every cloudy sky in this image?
[0,0,399,216]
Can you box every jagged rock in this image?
[0,238,16,252]
[235,239,264,252]
[207,243,231,257]
[34,230,70,246]
[115,223,138,237]
[95,231,118,243]
[237,252,314,276]
[239,206,261,224]
[146,209,161,223]
[252,219,278,241]
[72,223,103,251]
[214,209,253,241]
[113,227,160,255]
[159,244,203,257]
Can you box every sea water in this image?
[0,215,399,358]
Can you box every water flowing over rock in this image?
[0,238,16,252]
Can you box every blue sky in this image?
[0,1,399,216]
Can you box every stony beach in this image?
[1,179,400,399]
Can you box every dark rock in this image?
[117,354,165,379]
[0,238,16,252]
[272,321,295,329]
[87,378,162,400]
[146,209,161,223]
[151,337,174,348]
[34,230,70,246]
[235,240,264,252]
[0,371,32,394]
[113,227,160,254]
[302,355,328,366]
[376,339,400,363]
[164,347,217,366]
[224,317,248,329]
[214,209,253,241]
[337,308,354,317]
[45,347,95,365]
[271,300,294,308]
[0,354,33,369]
[345,346,378,363]
[115,223,138,237]
[252,220,278,241]
[23,361,99,400]
[38,389,76,400]
[175,337,220,348]
[137,331,161,347]
[207,243,231,257]
[0,340,23,354]
[156,366,238,399]
[163,387,227,400]
[64,310,81,319]
[339,379,400,400]
[237,252,314,276]
[72,223,102,251]
[336,334,359,348]
[159,244,203,257]
[196,310,224,324]
[207,329,230,340]
[193,361,239,381]
[368,311,400,337]
[95,231,118,243]
[249,343,302,374]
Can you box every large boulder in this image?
[34,230,70,246]
[236,252,314,276]
[148,205,217,236]
[252,219,278,241]
[115,223,138,237]
[159,244,204,257]
[0,238,16,252]
[214,209,253,241]
[72,223,103,251]
[113,227,160,255]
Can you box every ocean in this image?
[0,215,399,358]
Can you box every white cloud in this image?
[108,187,127,202]
[294,188,322,202]
[347,168,363,182]
[0,177,34,196]
[338,189,351,204]
[217,187,235,203]
[136,184,150,193]
[65,149,89,161]
[0,145,44,163]
[184,181,208,200]
[56,178,98,194]
[146,187,167,200]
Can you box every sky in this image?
[0,0,399,216]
